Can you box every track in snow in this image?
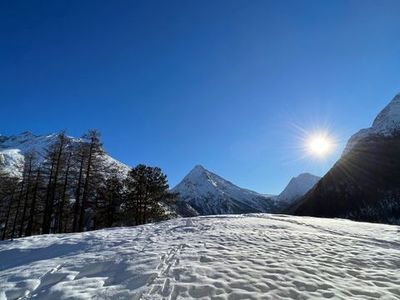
[1,214,400,299]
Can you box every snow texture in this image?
[172,165,274,215]
[276,173,320,204]
[343,93,400,155]
[1,214,399,299]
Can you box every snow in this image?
[276,173,320,204]
[343,93,400,155]
[1,214,399,299]
[372,93,400,134]
[172,165,273,215]
[0,132,130,177]
[0,149,25,177]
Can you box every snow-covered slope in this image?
[343,92,400,155]
[0,132,129,177]
[1,214,399,299]
[172,165,275,215]
[277,173,320,204]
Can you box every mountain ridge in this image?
[343,92,400,155]
[0,131,130,178]
[292,92,400,224]
[1,131,321,218]
[172,165,277,215]
[276,173,320,204]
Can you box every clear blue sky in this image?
[1,0,399,194]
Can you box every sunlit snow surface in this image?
[1,214,400,299]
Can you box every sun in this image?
[290,123,338,161]
[307,133,334,157]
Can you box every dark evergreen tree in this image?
[25,165,42,237]
[55,151,72,233]
[124,164,174,225]
[0,171,19,240]
[10,160,29,239]
[18,152,36,237]
[94,169,124,229]
[72,144,86,232]
[78,130,105,232]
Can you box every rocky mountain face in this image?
[172,165,277,215]
[276,173,320,205]
[291,93,400,224]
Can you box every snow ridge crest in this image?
[343,92,400,155]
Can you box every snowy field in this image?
[1,214,400,300]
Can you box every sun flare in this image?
[307,133,334,157]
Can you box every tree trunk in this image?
[25,168,41,237]
[1,190,15,240]
[58,153,71,233]
[42,156,56,234]
[18,160,33,237]
[79,142,94,232]
[48,138,65,233]
[11,176,26,239]
[72,153,85,232]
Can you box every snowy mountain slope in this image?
[343,92,400,155]
[276,173,320,204]
[172,165,276,215]
[0,132,130,177]
[1,214,399,299]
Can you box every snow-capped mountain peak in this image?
[172,165,275,215]
[180,165,234,191]
[371,93,400,134]
[185,164,212,182]
[192,164,206,172]
[343,92,400,155]
[276,173,320,204]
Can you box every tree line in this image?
[0,130,175,240]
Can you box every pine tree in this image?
[94,164,125,229]
[55,151,72,233]
[0,171,19,240]
[78,130,105,232]
[25,165,42,237]
[10,161,29,239]
[18,152,36,237]
[72,144,86,232]
[124,164,174,225]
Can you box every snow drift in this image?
[1,214,399,299]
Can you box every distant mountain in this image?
[0,132,199,220]
[1,132,324,219]
[276,173,320,204]
[0,131,129,177]
[172,165,276,215]
[291,92,400,224]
